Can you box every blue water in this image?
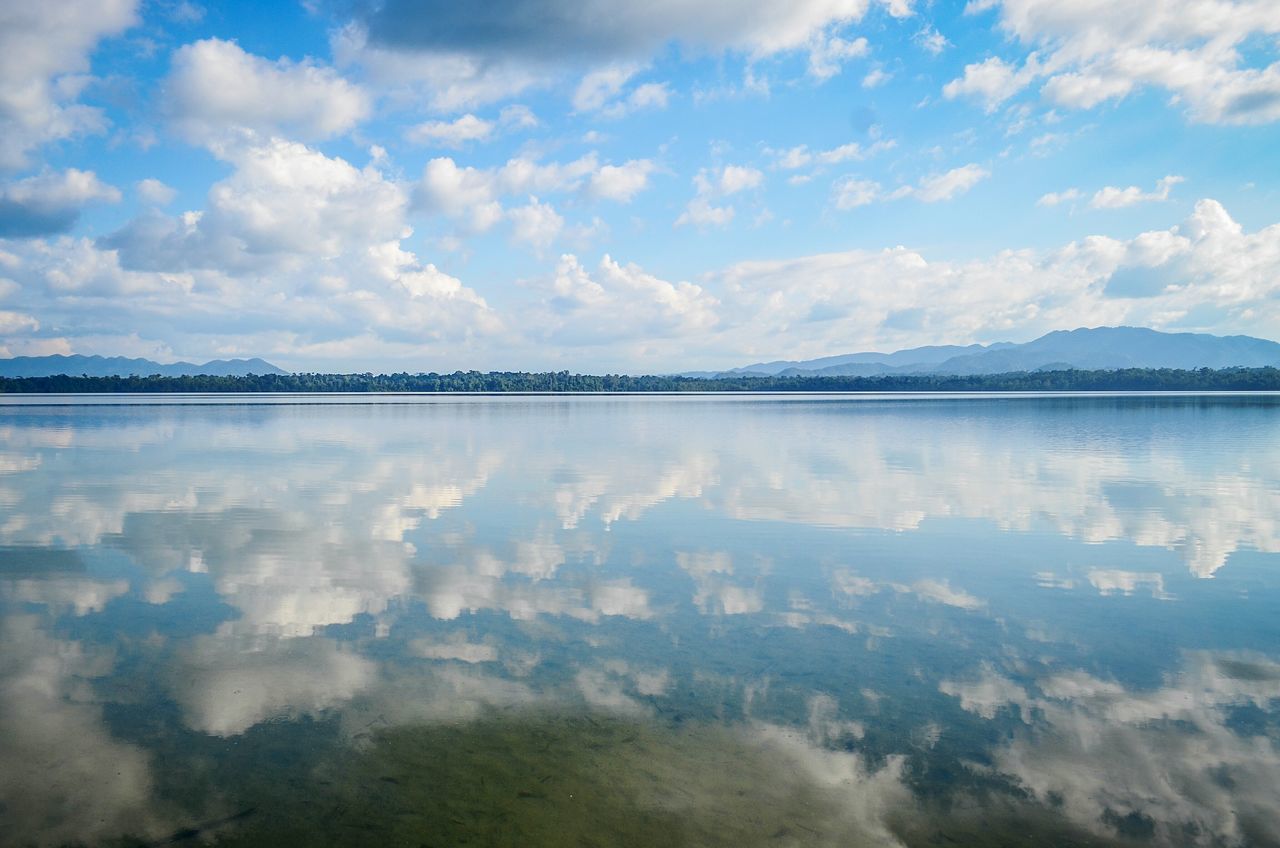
[1,394,1277,846]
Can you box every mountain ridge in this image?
[690,327,1280,378]
[0,354,288,378]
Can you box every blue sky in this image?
[1,0,1279,372]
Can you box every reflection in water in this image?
[942,652,1280,845]
[0,396,1277,846]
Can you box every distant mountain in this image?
[0,354,288,378]
[698,327,1280,378]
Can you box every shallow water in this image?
[1,394,1278,846]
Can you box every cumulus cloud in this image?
[914,25,949,55]
[675,165,763,228]
[898,163,990,202]
[0,138,498,365]
[1037,187,1081,207]
[831,163,988,209]
[333,1,874,111]
[532,253,720,344]
[831,176,880,209]
[772,139,892,170]
[1089,175,1185,209]
[943,54,1043,111]
[946,0,1280,124]
[136,178,177,206]
[507,196,565,252]
[573,63,639,110]
[164,38,370,144]
[352,1,873,62]
[406,113,493,146]
[588,160,658,202]
[0,169,120,238]
[686,198,1280,379]
[807,33,869,80]
[0,0,137,169]
[10,185,1280,381]
[105,139,410,271]
[404,105,538,148]
[862,67,891,88]
[415,152,654,249]
[572,64,673,117]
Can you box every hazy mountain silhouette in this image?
[696,327,1280,378]
[0,355,287,378]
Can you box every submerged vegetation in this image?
[100,711,1109,848]
[2,366,1280,394]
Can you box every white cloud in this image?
[1090,175,1185,209]
[573,65,672,117]
[606,81,672,116]
[718,165,764,194]
[405,113,493,147]
[772,139,894,170]
[0,310,40,335]
[507,196,565,252]
[532,253,720,344]
[675,165,762,229]
[831,176,880,209]
[573,63,642,112]
[914,25,949,54]
[600,196,1279,376]
[905,163,990,202]
[862,67,891,88]
[807,33,869,80]
[836,163,987,208]
[165,38,370,144]
[335,2,876,111]
[0,169,120,237]
[499,104,539,128]
[1041,72,1134,109]
[949,0,1280,124]
[1037,187,1081,207]
[12,185,1280,382]
[675,196,736,229]
[588,159,658,202]
[351,2,875,64]
[330,23,541,113]
[942,55,1040,111]
[415,152,655,247]
[0,139,501,362]
[0,0,138,169]
[136,178,177,206]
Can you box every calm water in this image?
[2,394,1278,847]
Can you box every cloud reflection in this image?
[941,652,1280,844]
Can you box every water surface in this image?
[1,394,1278,846]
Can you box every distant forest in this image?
[2,367,1280,393]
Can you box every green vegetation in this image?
[2,366,1279,394]
[107,710,1106,848]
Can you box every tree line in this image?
[2,367,1279,393]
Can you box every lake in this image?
[1,394,1278,847]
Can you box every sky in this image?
[0,0,1278,373]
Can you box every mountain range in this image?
[0,355,287,378]
[690,327,1280,378]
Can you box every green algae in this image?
[183,709,1133,848]
[202,711,900,848]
